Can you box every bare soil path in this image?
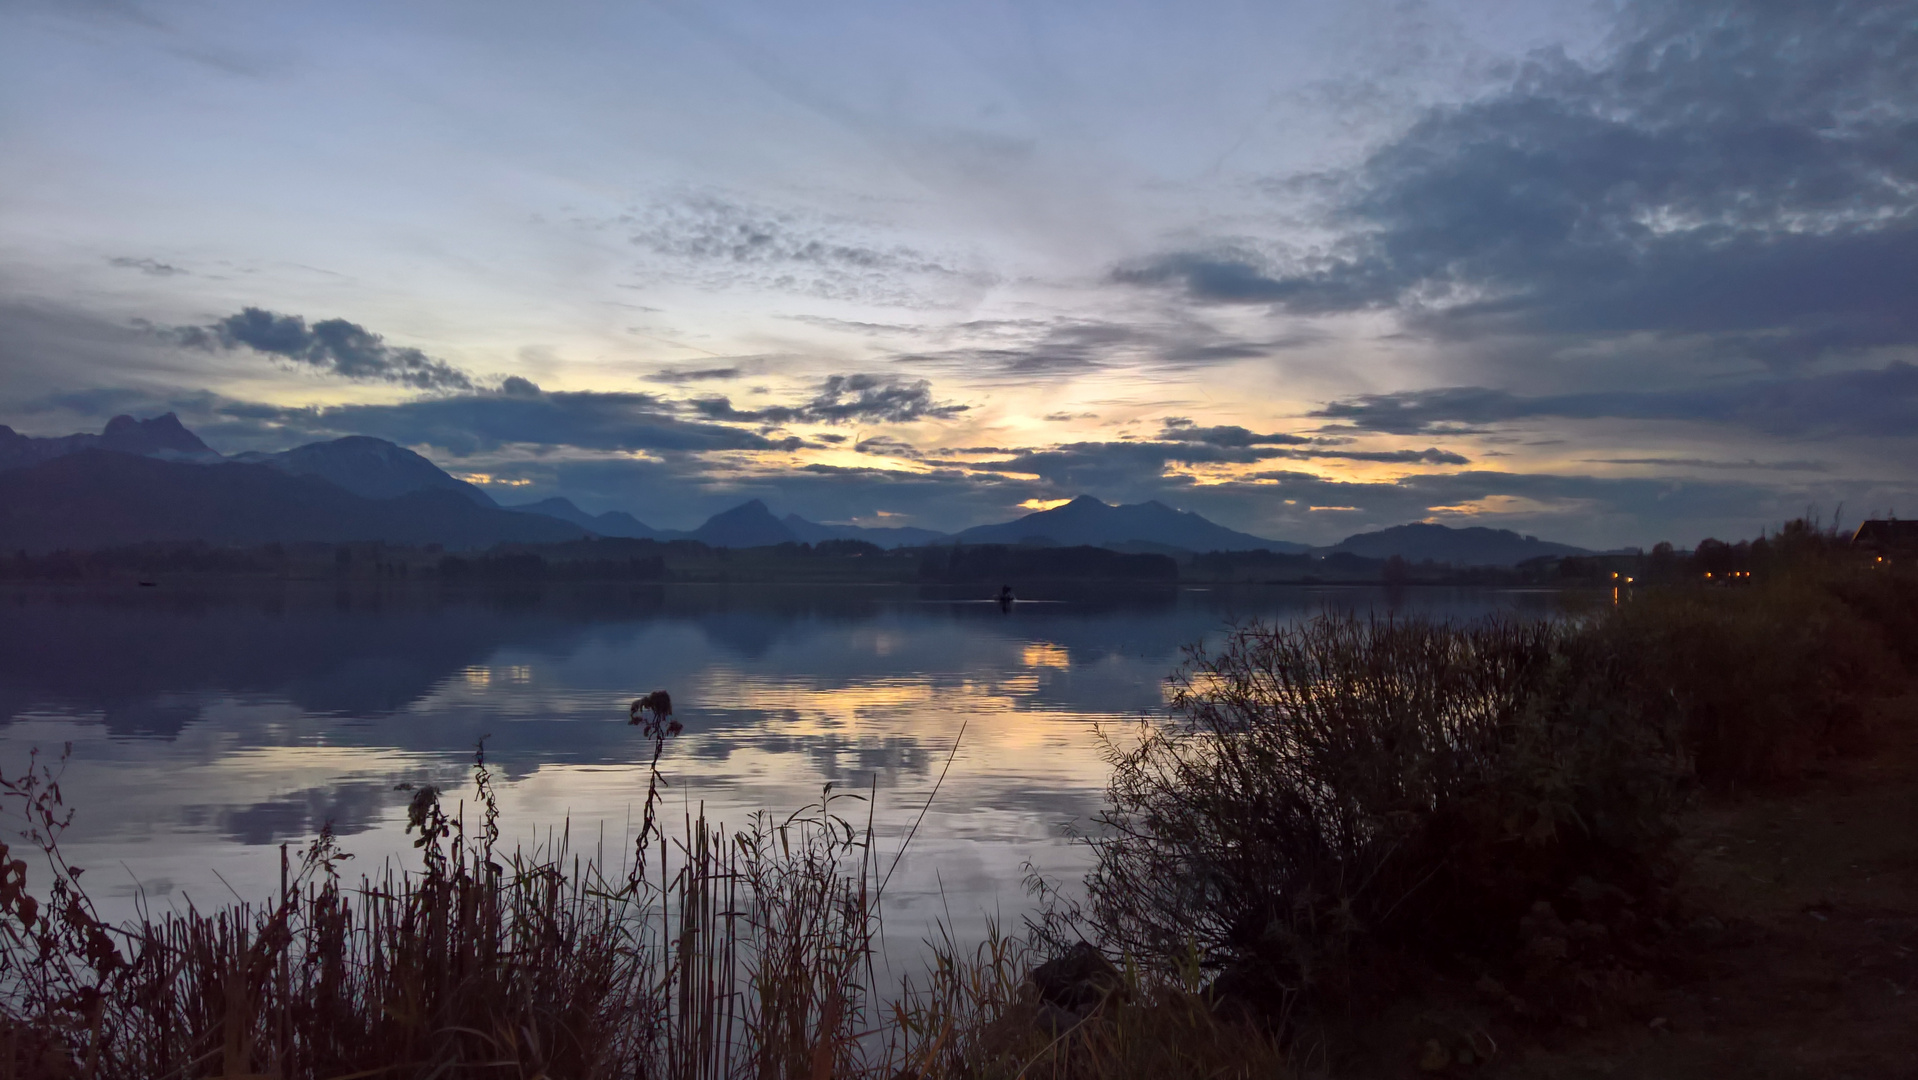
[1494,694,1918,1079]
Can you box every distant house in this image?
[1850,519,1918,556]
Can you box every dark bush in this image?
[1604,577,1903,784]
[1083,615,1683,1016]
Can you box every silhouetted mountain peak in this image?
[99,413,212,456]
[264,436,496,506]
[0,450,585,553]
[690,499,798,548]
[0,412,222,470]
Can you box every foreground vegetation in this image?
[1,522,1912,1077]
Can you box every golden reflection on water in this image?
[1022,642,1071,668]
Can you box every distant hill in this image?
[953,496,1304,552]
[670,496,1300,553]
[0,451,586,553]
[779,513,949,549]
[686,500,799,547]
[238,435,496,506]
[0,412,222,471]
[510,497,659,538]
[1324,523,1589,566]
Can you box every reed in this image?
[0,721,897,1080]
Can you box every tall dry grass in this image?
[0,730,1280,1080]
[0,720,893,1080]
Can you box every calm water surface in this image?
[0,582,1564,948]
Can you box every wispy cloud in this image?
[646,366,744,384]
[1312,363,1918,437]
[690,374,968,426]
[108,256,186,276]
[180,308,477,392]
[624,193,979,307]
[1583,457,1828,473]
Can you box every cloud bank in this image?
[1120,0,1918,367]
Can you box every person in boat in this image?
[997,584,1015,611]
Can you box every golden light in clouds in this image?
[1018,498,1074,511]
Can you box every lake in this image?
[0,581,1565,956]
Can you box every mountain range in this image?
[0,414,1603,563]
[0,451,585,551]
[235,436,496,506]
[508,497,659,539]
[0,413,222,470]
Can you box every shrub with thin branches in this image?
[1081,615,1684,1018]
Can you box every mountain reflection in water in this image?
[0,582,1561,943]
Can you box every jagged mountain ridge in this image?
[0,413,221,470]
[0,415,1604,561]
[0,451,586,553]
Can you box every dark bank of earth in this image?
[1464,694,1918,1080]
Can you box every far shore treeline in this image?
[1,534,1776,587]
[1,521,1863,588]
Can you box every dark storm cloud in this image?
[1120,0,1918,364]
[189,307,477,391]
[1313,362,1918,436]
[691,374,968,425]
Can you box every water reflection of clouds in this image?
[0,584,1564,930]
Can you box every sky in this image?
[2,0,1914,547]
